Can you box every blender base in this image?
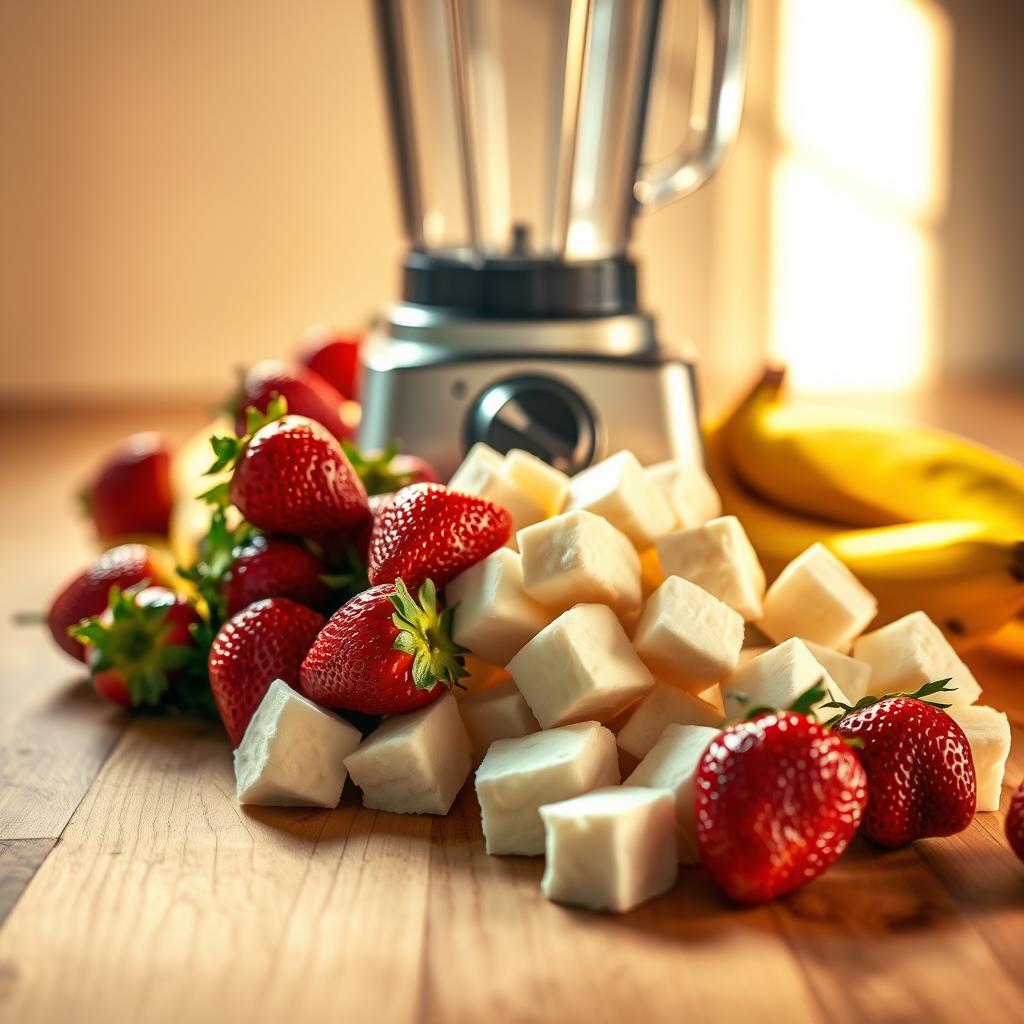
[358,311,703,479]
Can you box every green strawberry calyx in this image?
[199,394,289,507]
[731,678,830,722]
[70,584,194,708]
[821,678,955,728]
[389,578,469,691]
[177,505,260,628]
[343,440,418,496]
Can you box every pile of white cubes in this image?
[233,443,1011,914]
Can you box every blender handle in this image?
[634,0,748,210]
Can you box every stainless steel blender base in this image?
[358,310,703,479]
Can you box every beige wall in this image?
[0,0,779,408]
[1,1,1018,408]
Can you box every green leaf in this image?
[342,439,419,496]
[199,481,231,508]
[789,679,827,716]
[388,576,467,692]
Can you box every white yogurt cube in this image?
[507,604,655,728]
[475,721,619,855]
[947,705,1011,812]
[852,611,982,707]
[566,451,675,550]
[447,443,544,543]
[654,515,766,621]
[448,442,505,493]
[446,548,552,666]
[626,723,720,864]
[759,543,878,650]
[644,460,723,528]
[802,640,872,704]
[343,692,471,815]
[723,638,847,723]
[500,448,570,517]
[517,510,642,618]
[632,576,744,692]
[458,679,540,762]
[539,787,678,912]
[234,678,362,808]
[616,680,726,760]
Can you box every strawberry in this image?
[300,578,466,715]
[47,543,169,661]
[297,326,362,400]
[830,681,976,847]
[696,709,868,904]
[1007,781,1024,862]
[367,483,511,589]
[344,441,440,496]
[207,597,326,745]
[225,536,331,616]
[231,359,353,440]
[81,432,174,541]
[205,404,370,537]
[71,585,201,709]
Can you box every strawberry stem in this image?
[822,678,956,728]
[389,578,468,692]
[343,440,418,496]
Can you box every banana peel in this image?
[168,415,233,569]
[726,367,1024,532]
[705,383,1024,650]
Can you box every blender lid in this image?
[401,251,638,320]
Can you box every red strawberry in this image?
[1007,781,1024,862]
[208,597,326,745]
[696,711,868,904]
[301,578,465,715]
[231,359,353,440]
[225,536,331,616]
[344,441,440,496]
[297,326,362,400]
[72,585,200,708]
[226,414,370,536]
[81,433,174,540]
[367,483,511,589]
[831,682,976,847]
[47,543,169,661]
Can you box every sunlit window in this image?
[769,0,952,392]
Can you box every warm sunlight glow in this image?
[770,0,952,392]
[770,156,936,391]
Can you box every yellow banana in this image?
[168,415,233,568]
[726,368,1024,531]
[704,417,1024,649]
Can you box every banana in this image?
[704,415,1024,649]
[726,368,1024,532]
[168,415,233,568]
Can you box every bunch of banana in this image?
[168,415,236,569]
[706,369,1024,649]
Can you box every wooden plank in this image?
[423,788,825,1024]
[0,681,125,841]
[0,719,432,1024]
[0,839,56,926]
[772,838,1023,1023]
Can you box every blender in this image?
[360,0,748,478]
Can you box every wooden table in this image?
[1,391,1023,1024]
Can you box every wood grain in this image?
[1,392,1023,1023]
[0,840,56,927]
[0,719,434,1024]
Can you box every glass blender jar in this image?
[360,0,748,477]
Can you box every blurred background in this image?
[0,0,1021,411]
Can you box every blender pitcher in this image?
[361,0,748,477]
